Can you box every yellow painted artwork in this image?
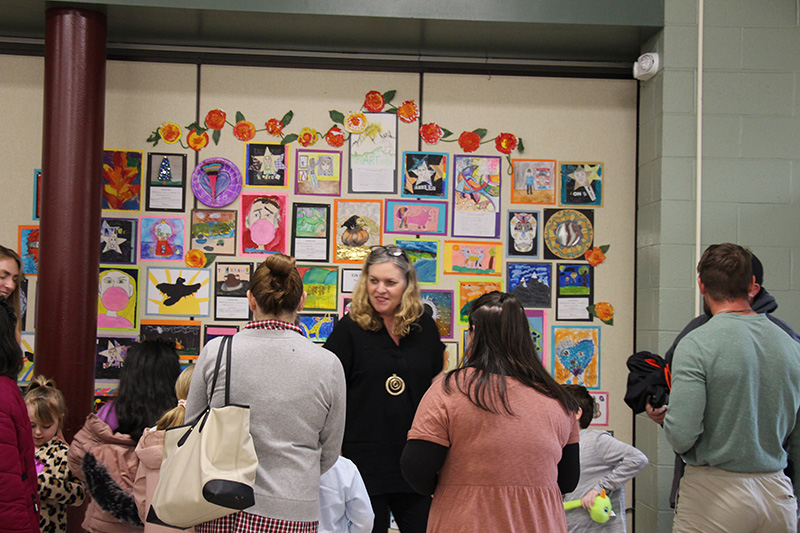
[552,326,600,389]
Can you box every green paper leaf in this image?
[473,128,488,139]
[383,90,396,103]
[203,253,218,268]
[386,108,398,115]
[281,110,294,126]
[212,128,221,145]
[517,138,525,153]
[599,244,611,253]
[329,110,345,124]
[147,131,160,145]
[441,128,453,138]
[235,111,245,123]
[282,133,299,145]
[185,121,199,131]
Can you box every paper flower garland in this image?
[585,245,610,266]
[588,302,614,325]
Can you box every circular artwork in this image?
[543,209,593,259]
[191,157,243,208]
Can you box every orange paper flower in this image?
[233,120,256,141]
[185,249,207,268]
[159,122,182,144]
[585,247,607,266]
[419,123,444,144]
[364,91,385,112]
[325,126,345,147]
[265,118,284,136]
[187,129,209,151]
[495,133,518,154]
[205,109,226,130]
[297,127,319,147]
[397,100,419,123]
[458,131,481,153]
[592,302,614,324]
[343,112,368,134]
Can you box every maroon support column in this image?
[37,8,106,444]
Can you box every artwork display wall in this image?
[3,59,635,440]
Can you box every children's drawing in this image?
[204,325,239,346]
[296,149,342,196]
[146,153,187,212]
[349,113,397,194]
[543,208,594,260]
[589,391,609,426]
[190,157,242,208]
[246,143,289,187]
[506,210,539,258]
[443,241,502,277]
[297,265,338,311]
[298,314,338,342]
[420,289,454,339]
[146,267,211,317]
[102,149,142,211]
[18,225,39,276]
[240,193,288,256]
[95,334,138,381]
[556,263,594,321]
[140,319,202,359]
[457,280,503,325]
[552,326,600,389]
[511,159,556,205]
[18,332,34,384]
[334,199,382,263]
[395,239,439,285]
[214,262,252,321]
[100,218,137,265]
[190,209,236,255]
[340,295,353,318]
[291,203,330,262]
[507,262,552,309]
[98,266,139,331]
[385,200,447,236]
[560,162,603,206]
[452,154,501,238]
[524,309,547,364]
[402,151,448,198]
[140,216,185,261]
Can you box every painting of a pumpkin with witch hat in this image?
[334,199,382,263]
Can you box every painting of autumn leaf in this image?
[103,150,142,211]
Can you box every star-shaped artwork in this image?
[99,340,126,369]
[410,163,436,187]
[102,229,127,254]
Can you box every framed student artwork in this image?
[190,157,243,208]
[140,216,186,261]
[394,239,440,285]
[240,192,288,256]
[97,266,139,331]
[524,309,547,365]
[507,262,552,308]
[145,267,211,317]
[32,169,42,221]
[551,326,600,389]
[452,154,501,238]
[556,263,594,321]
[245,142,289,187]
[589,391,610,426]
[542,208,594,260]
[420,289,454,339]
[204,324,239,346]
[146,153,187,212]
[506,210,539,259]
[214,262,252,321]
[298,313,338,343]
[560,162,603,207]
[102,149,143,212]
[510,159,556,205]
[443,341,460,373]
[295,149,342,196]
[456,279,503,325]
[340,295,353,318]
[95,334,138,382]
[100,217,137,265]
[340,268,362,294]
[291,203,331,262]
[140,319,203,360]
[401,151,448,198]
[349,112,397,194]
[384,200,447,236]
[190,209,237,256]
[18,332,34,384]
[18,225,39,276]
[443,240,503,277]
[333,199,382,263]
[297,265,338,311]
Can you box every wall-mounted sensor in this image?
[633,53,660,81]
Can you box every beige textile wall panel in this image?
[0,54,44,328]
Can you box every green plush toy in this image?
[563,489,614,523]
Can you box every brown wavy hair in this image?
[24,375,68,431]
[349,246,422,338]
[156,364,194,430]
[0,245,23,328]
[250,253,304,317]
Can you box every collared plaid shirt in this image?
[243,319,304,336]
[196,512,317,533]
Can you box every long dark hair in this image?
[0,297,22,379]
[115,339,181,441]
[443,291,576,415]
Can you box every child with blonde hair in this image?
[133,364,195,531]
[24,376,85,532]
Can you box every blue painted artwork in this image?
[395,239,439,284]
[507,263,551,308]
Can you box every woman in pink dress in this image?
[401,291,580,532]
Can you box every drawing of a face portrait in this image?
[98,268,137,330]
[241,194,287,254]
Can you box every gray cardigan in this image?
[185,328,346,522]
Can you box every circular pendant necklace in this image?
[385,374,406,396]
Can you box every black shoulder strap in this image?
[208,335,232,406]
[224,332,233,406]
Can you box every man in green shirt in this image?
[664,243,800,532]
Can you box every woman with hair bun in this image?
[185,253,346,533]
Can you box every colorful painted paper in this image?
[18,332,34,384]
[98,266,139,331]
[240,192,288,256]
[190,209,237,256]
[340,295,353,318]
[560,162,603,207]
[204,324,239,346]
[295,149,342,196]
[511,159,556,205]
[395,239,440,285]
[456,279,503,325]
[191,157,243,208]
[214,262,252,321]
[556,263,594,321]
[334,199,382,263]
[506,210,539,258]
[140,319,203,359]
[524,309,547,364]
[443,240,503,277]
[18,225,39,276]
[291,203,330,262]
[552,326,600,389]
[452,154,501,238]
[507,262,552,308]
[140,216,185,261]
[95,334,138,381]
[589,391,609,426]
[298,313,338,342]
[145,267,211,317]
[420,289,454,339]
[102,149,142,212]
[542,208,594,260]
[349,112,397,194]
[100,218,137,265]
[146,153,187,212]
[297,265,338,311]
[401,151,448,198]
[443,341,460,373]
[385,200,447,236]
[246,142,289,187]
